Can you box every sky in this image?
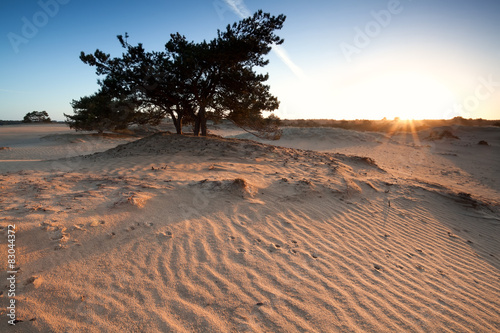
[1,0,499,121]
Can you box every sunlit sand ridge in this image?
[0,124,499,332]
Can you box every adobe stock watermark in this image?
[7,0,70,54]
[340,0,411,63]
[442,75,499,119]
[404,74,499,167]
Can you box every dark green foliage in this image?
[76,10,285,138]
[23,111,51,123]
[65,92,137,134]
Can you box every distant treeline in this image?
[0,120,65,126]
[281,117,500,133]
[1,110,54,125]
[0,120,24,125]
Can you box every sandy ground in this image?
[0,123,499,332]
[0,124,138,164]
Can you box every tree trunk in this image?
[176,116,183,135]
[199,105,207,136]
[201,118,207,136]
[170,111,182,135]
[193,116,200,136]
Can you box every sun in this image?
[331,71,456,120]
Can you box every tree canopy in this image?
[70,10,285,138]
[23,111,51,123]
[65,92,140,134]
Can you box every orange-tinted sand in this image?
[1,123,499,332]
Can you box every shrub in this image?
[23,111,51,123]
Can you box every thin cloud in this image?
[273,45,306,79]
[223,0,251,18]
[223,0,305,79]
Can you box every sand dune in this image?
[233,125,500,205]
[0,126,499,332]
[0,124,138,167]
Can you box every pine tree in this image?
[77,10,286,137]
[23,111,51,123]
[65,92,137,134]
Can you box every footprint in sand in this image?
[24,276,43,288]
[415,264,425,271]
[158,231,173,239]
[54,244,66,250]
[89,220,104,227]
[268,243,281,253]
[50,227,70,248]
[40,221,58,231]
[124,223,141,232]
[72,224,86,231]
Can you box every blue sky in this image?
[1,0,499,121]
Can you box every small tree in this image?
[23,111,51,123]
[79,11,286,138]
[164,10,286,136]
[65,92,137,134]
